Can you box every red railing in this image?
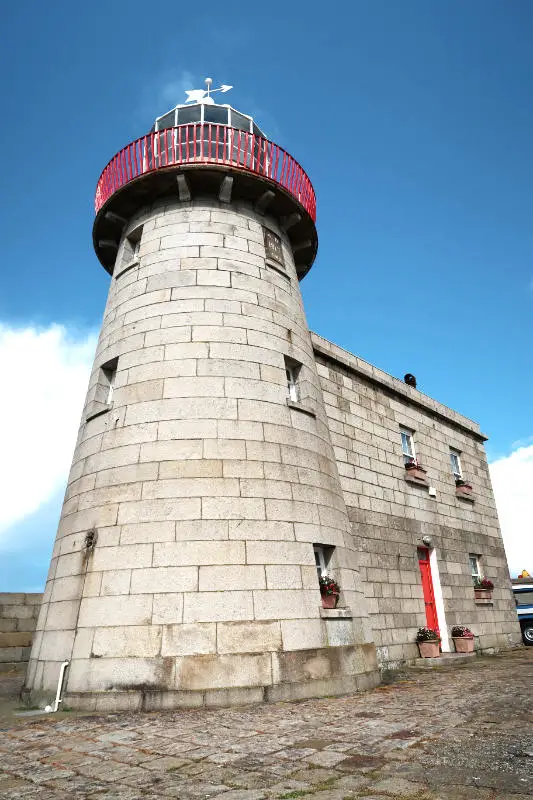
[95,124,316,221]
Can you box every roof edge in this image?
[311,332,488,443]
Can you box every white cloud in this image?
[138,70,195,124]
[490,444,533,578]
[0,324,96,538]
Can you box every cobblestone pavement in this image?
[1,650,532,799]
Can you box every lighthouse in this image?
[25,82,379,711]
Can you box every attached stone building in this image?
[23,93,520,710]
[313,334,521,667]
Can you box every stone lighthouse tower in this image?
[25,81,379,710]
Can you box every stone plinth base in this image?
[24,644,380,712]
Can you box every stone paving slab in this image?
[0,650,532,798]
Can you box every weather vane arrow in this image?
[185,78,233,105]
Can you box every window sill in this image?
[265,260,290,281]
[474,598,493,606]
[286,399,316,418]
[86,403,112,422]
[319,607,353,619]
[115,258,139,279]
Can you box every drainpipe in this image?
[44,660,70,713]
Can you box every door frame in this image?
[418,546,449,652]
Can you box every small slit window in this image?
[400,427,415,466]
[284,356,301,403]
[121,225,143,268]
[100,358,118,406]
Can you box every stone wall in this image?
[25,198,379,710]
[0,593,42,666]
[312,334,522,667]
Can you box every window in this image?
[176,105,202,124]
[103,364,116,405]
[450,449,462,479]
[86,357,118,421]
[155,109,177,131]
[469,554,482,583]
[284,356,301,402]
[120,225,143,269]
[98,358,118,406]
[400,427,415,466]
[314,544,334,579]
[203,105,229,124]
[230,109,252,132]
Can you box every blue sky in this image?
[1,1,532,589]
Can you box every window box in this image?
[404,460,429,486]
[456,479,473,500]
[474,577,493,601]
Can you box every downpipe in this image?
[44,660,70,713]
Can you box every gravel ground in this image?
[0,649,531,799]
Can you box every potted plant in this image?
[319,574,340,609]
[415,627,441,658]
[404,458,428,483]
[474,577,494,600]
[451,625,475,653]
[455,479,473,497]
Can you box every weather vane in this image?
[185,78,233,105]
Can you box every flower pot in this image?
[456,485,473,497]
[474,589,492,600]
[321,594,338,609]
[405,467,428,484]
[453,637,474,653]
[417,641,440,658]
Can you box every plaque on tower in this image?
[263,227,284,266]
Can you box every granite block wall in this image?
[25,198,378,709]
[312,334,522,667]
[0,593,42,666]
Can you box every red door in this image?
[417,547,439,633]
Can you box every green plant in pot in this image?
[319,574,340,609]
[415,626,441,658]
[451,625,475,653]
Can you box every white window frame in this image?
[120,225,143,271]
[400,427,416,466]
[102,363,117,406]
[99,358,118,406]
[314,545,327,579]
[286,366,299,402]
[284,357,301,403]
[450,449,462,479]
[469,554,482,582]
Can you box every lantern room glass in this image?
[153,104,265,139]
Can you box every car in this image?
[513,582,533,646]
